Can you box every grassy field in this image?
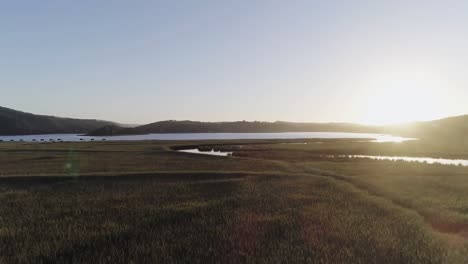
[0,141,292,176]
[1,139,468,263]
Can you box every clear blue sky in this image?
[1,1,468,125]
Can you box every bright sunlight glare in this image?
[358,65,442,125]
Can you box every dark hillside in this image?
[88,120,378,136]
[0,106,115,135]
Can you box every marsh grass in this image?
[1,140,468,262]
[0,173,458,263]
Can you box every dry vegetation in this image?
[1,139,468,263]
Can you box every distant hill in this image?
[3,105,467,143]
[87,116,468,144]
[0,106,115,135]
[87,125,138,136]
[379,115,468,144]
[87,120,379,136]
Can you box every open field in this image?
[0,140,293,176]
[220,141,468,240]
[1,139,468,263]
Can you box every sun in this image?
[357,67,441,125]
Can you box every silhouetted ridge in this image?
[87,120,376,136]
[0,106,115,135]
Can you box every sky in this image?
[1,0,468,125]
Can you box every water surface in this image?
[345,155,468,167]
[0,132,414,143]
[177,149,233,157]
